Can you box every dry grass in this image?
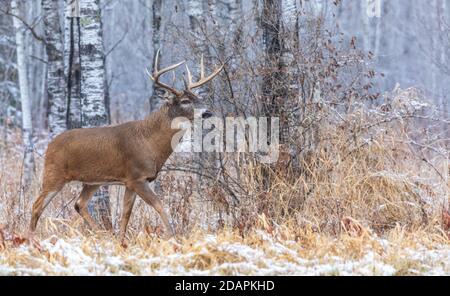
[0,217,449,275]
[0,88,449,275]
[202,88,450,238]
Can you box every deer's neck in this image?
[142,105,183,162]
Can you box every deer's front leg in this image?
[119,188,137,243]
[128,180,175,239]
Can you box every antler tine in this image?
[148,49,185,96]
[151,60,186,82]
[154,48,161,73]
[185,55,224,91]
[185,64,193,87]
[145,67,153,80]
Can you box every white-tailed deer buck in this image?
[29,50,223,242]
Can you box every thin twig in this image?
[105,27,129,59]
[0,7,46,44]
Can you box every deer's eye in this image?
[180,99,191,105]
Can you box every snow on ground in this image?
[1,230,449,276]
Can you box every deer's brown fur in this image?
[44,104,181,187]
[29,52,223,243]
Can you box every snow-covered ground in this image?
[1,230,449,276]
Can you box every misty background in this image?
[1,0,449,131]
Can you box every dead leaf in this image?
[12,234,27,247]
[341,216,368,237]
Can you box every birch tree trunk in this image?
[79,0,112,230]
[11,0,35,186]
[280,0,299,144]
[25,0,44,130]
[42,0,66,138]
[79,0,108,127]
[361,1,371,53]
[374,0,383,58]
[149,0,163,112]
[438,0,449,114]
[64,0,82,129]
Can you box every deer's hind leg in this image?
[74,184,100,231]
[119,188,137,243]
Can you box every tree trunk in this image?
[42,0,66,138]
[79,0,108,127]
[261,0,287,142]
[439,0,448,115]
[214,0,242,92]
[187,0,209,99]
[11,0,35,186]
[64,0,82,129]
[280,0,299,145]
[149,0,163,112]
[25,0,44,131]
[361,1,371,53]
[228,0,243,56]
[79,0,112,230]
[186,0,210,184]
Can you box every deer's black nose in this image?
[202,110,213,119]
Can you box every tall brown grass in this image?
[0,88,448,243]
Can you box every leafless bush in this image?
[0,4,448,241]
[151,8,450,236]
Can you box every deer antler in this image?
[185,55,224,91]
[147,49,185,96]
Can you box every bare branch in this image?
[105,27,129,59]
[0,7,46,44]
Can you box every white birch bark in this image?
[430,1,439,104]
[79,0,108,128]
[79,0,111,229]
[149,0,163,112]
[280,0,298,144]
[361,1,371,52]
[64,0,82,129]
[433,0,446,110]
[374,1,383,58]
[25,0,44,129]
[11,0,35,185]
[42,0,67,138]
[439,0,448,113]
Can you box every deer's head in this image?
[148,50,223,121]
